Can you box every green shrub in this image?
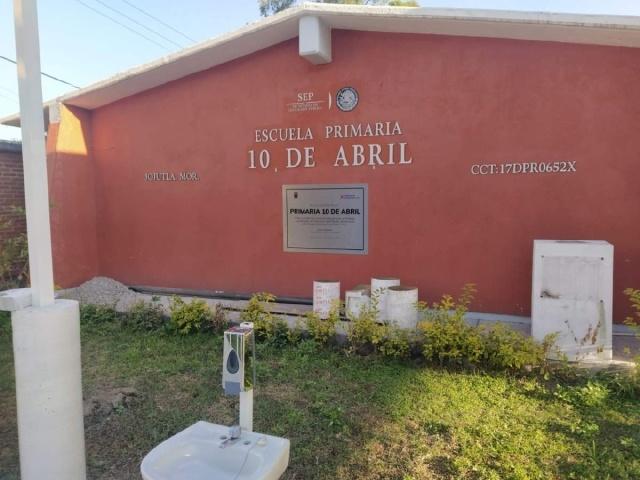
[420,317,484,366]
[124,299,166,331]
[202,303,229,334]
[241,292,289,345]
[483,323,547,372]
[266,320,291,347]
[169,296,213,335]
[594,369,640,400]
[241,292,274,326]
[0,207,28,290]
[624,288,640,357]
[305,301,341,344]
[345,293,415,358]
[626,288,640,320]
[417,284,554,372]
[286,318,305,344]
[377,325,412,358]
[620,288,640,392]
[80,304,119,324]
[554,380,610,409]
[418,284,484,366]
[346,298,385,355]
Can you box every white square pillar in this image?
[299,16,332,64]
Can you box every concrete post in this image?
[12,300,87,479]
[8,1,87,478]
[13,0,54,307]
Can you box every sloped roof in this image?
[3,2,640,127]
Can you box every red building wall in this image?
[47,105,99,286]
[63,30,640,320]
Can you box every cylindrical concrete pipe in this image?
[371,277,400,322]
[345,287,371,319]
[313,280,340,319]
[386,286,419,329]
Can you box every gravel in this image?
[56,276,235,317]
[57,276,144,312]
[56,277,311,327]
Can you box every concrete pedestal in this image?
[240,389,253,432]
[12,299,86,480]
[532,240,613,362]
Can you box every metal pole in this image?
[13,0,54,308]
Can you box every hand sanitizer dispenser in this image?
[222,322,255,431]
[222,323,254,395]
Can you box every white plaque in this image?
[282,184,368,254]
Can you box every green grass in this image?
[0,314,638,479]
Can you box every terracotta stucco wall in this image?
[47,104,99,286]
[80,31,639,320]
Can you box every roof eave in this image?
[3,3,640,128]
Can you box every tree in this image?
[259,0,296,16]
[317,0,419,4]
[387,0,419,5]
[259,0,419,16]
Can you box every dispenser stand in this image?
[239,389,253,432]
[223,321,255,433]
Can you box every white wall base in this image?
[12,299,86,480]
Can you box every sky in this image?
[1,0,639,140]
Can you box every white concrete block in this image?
[532,240,613,361]
[0,288,32,311]
[299,16,332,64]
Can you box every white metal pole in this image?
[13,0,54,308]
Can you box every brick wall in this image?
[0,142,25,245]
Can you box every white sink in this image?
[141,421,290,480]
